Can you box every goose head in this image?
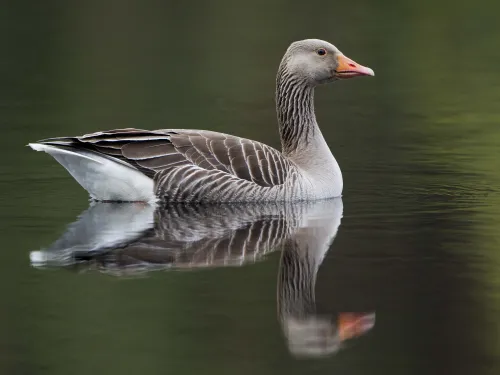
[280,39,374,86]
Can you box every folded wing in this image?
[39,128,292,188]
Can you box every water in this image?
[1,0,500,374]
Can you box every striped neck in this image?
[276,68,318,155]
[277,243,318,318]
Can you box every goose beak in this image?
[335,54,375,79]
[337,312,376,341]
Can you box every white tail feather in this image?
[29,143,156,202]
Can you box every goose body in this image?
[30,199,374,357]
[31,200,338,270]
[29,39,373,203]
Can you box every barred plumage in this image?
[29,199,342,272]
[28,39,373,202]
[29,199,375,357]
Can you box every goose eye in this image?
[317,48,327,56]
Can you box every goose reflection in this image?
[30,199,374,357]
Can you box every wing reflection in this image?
[30,199,374,357]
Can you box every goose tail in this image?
[28,142,156,203]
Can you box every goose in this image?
[28,39,374,203]
[30,199,374,357]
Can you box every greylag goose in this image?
[30,199,374,357]
[28,39,374,203]
[277,207,375,357]
[30,200,333,270]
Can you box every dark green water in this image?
[1,1,500,374]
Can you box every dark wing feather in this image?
[38,128,292,187]
[80,204,293,272]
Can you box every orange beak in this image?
[335,54,374,79]
[337,312,376,340]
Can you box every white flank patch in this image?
[29,143,156,202]
[30,202,156,267]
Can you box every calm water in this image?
[1,1,500,374]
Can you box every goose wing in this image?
[39,128,292,187]
[30,203,294,273]
[100,204,292,271]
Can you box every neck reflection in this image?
[30,199,374,358]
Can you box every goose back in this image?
[34,128,305,202]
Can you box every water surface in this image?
[1,1,500,374]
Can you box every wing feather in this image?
[36,128,293,189]
[122,141,176,159]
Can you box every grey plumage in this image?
[30,198,374,357]
[35,129,301,202]
[30,200,323,271]
[28,39,374,203]
[30,199,342,276]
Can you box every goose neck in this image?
[278,246,317,318]
[276,70,318,156]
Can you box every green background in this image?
[1,1,500,374]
